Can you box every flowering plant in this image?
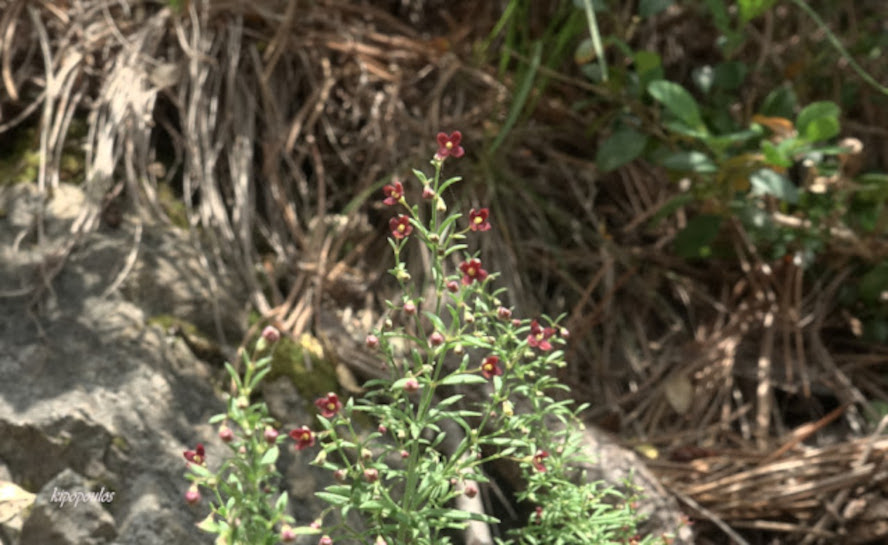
[184,131,656,544]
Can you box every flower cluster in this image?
[184,132,649,545]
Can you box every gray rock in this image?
[19,469,116,545]
[0,183,255,545]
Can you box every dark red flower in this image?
[389,215,413,239]
[436,131,465,159]
[315,392,343,418]
[458,258,488,285]
[383,181,404,206]
[528,320,557,351]
[532,450,549,472]
[480,355,503,379]
[183,443,206,465]
[289,426,315,451]
[468,208,491,232]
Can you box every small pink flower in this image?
[280,525,297,543]
[218,426,233,443]
[383,180,404,206]
[468,208,491,232]
[532,450,549,472]
[458,259,488,285]
[314,392,343,418]
[403,378,420,393]
[436,131,465,159]
[261,325,281,343]
[185,486,201,505]
[429,332,444,346]
[364,468,379,483]
[390,215,413,239]
[183,443,206,465]
[366,334,379,349]
[264,427,279,444]
[528,320,557,351]
[289,426,315,451]
[480,355,503,380]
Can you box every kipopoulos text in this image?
[49,487,115,507]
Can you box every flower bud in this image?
[429,332,444,346]
[366,334,379,349]
[218,426,234,443]
[464,484,478,498]
[395,268,411,281]
[422,186,435,200]
[261,325,281,344]
[403,301,416,315]
[238,445,247,455]
[384,318,393,329]
[375,536,388,545]
[463,311,475,324]
[377,424,387,434]
[264,427,279,443]
[436,197,447,213]
[453,344,464,355]
[446,280,459,293]
[280,525,297,543]
[403,378,420,393]
[361,448,373,461]
[497,307,512,320]
[428,233,440,243]
[400,450,409,459]
[185,485,201,505]
[319,535,333,545]
[512,319,521,327]
[363,468,379,483]
[333,469,348,482]
[560,327,570,339]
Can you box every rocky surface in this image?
[0,183,323,545]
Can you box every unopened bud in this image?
[446,281,459,293]
[366,334,379,349]
[497,307,512,320]
[403,301,416,315]
[429,332,444,346]
[403,378,420,393]
[261,326,281,344]
[218,426,234,443]
[428,233,440,243]
[333,469,348,482]
[363,468,379,483]
[185,485,201,505]
[377,424,387,434]
[422,186,435,200]
[453,344,464,355]
[361,448,373,461]
[264,427,279,443]
[464,484,478,498]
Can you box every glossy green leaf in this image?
[596,127,648,172]
[640,0,673,17]
[750,169,799,203]
[673,215,723,258]
[796,101,840,142]
[660,151,717,173]
[648,80,706,133]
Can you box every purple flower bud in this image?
[429,332,444,346]
[261,326,281,343]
